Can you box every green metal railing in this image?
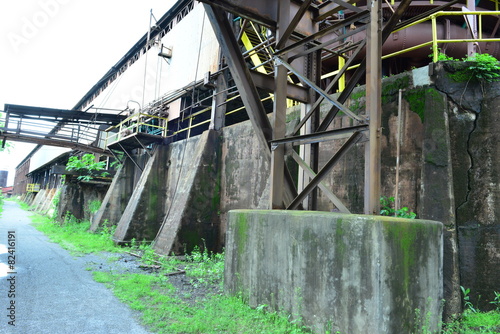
[105,113,169,146]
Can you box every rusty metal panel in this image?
[200,0,277,27]
[200,0,317,36]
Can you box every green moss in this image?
[351,90,366,100]
[334,219,347,259]
[236,213,249,258]
[404,88,426,123]
[286,107,301,123]
[383,220,419,288]
[381,75,410,104]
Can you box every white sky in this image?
[0,0,176,185]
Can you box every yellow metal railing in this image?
[240,20,300,108]
[322,10,500,80]
[427,11,500,61]
[105,113,169,147]
[26,184,40,192]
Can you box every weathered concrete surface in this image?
[39,188,57,215]
[220,121,271,241]
[57,180,109,222]
[113,146,170,243]
[432,61,500,311]
[154,130,221,255]
[311,73,424,214]
[226,210,443,334]
[418,89,461,319]
[90,157,139,231]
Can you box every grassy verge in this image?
[21,205,500,333]
[93,271,309,334]
[442,311,500,334]
[30,213,122,254]
[25,211,311,333]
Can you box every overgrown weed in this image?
[30,213,121,254]
[92,271,311,334]
[185,244,225,289]
[439,287,500,334]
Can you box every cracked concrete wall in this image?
[418,88,461,320]
[434,61,500,311]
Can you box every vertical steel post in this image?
[364,0,382,215]
[210,73,227,131]
[270,0,290,209]
[466,0,478,57]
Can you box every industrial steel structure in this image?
[7,0,500,213]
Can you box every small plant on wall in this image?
[380,196,416,219]
[66,154,109,182]
[450,53,500,84]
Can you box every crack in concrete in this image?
[455,110,478,216]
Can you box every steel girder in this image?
[203,0,424,212]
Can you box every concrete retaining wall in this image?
[226,210,443,334]
[154,129,221,255]
[57,181,110,222]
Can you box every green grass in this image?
[442,311,500,334]
[29,213,122,254]
[92,271,310,334]
[19,202,500,334]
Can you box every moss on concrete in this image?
[226,211,443,333]
[404,88,426,123]
[236,212,249,258]
[382,75,410,104]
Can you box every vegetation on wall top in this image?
[436,51,500,83]
[66,153,109,182]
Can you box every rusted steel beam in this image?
[271,124,368,147]
[365,0,382,215]
[393,0,459,31]
[276,58,364,121]
[276,0,313,50]
[270,0,290,209]
[204,3,273,152]
[0,132,113,156]
[274,10,369,57]
[204,3,298,207]
[315,0,362,22]
[288,25,367,62]
[287,131,363,210]
[317,0,414,133]
[249,70,309,103]
[291,39,367,136]
[290,149,350,213]
[199,0,277,28]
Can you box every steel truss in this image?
[201,0,461,213]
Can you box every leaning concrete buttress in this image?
[226,210,443,334]
[113,145,170,243]
[154,129,221,255]
[90,156,141,232]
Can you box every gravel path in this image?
[0,201,153,334]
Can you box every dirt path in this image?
[0,201,152,334]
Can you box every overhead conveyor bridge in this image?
[1,104,126,155]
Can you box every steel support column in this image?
[204,2,297,207]
[209,72,227,131]
[270,0,290,209]
[365,0,382,215]
[203,3,273,156]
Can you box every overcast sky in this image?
[0,0,175,185]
